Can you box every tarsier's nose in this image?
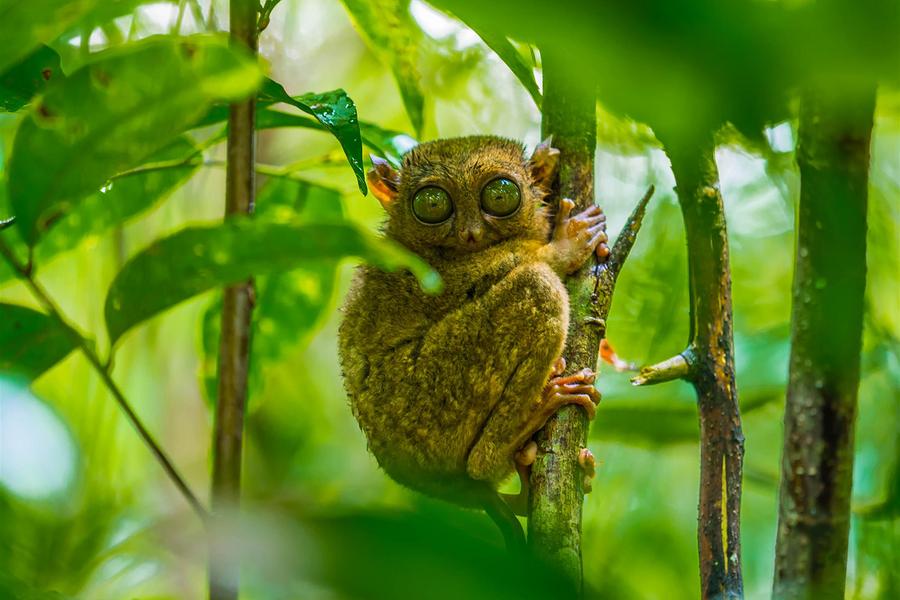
[460,226,484,245]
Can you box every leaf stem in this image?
[0,236,210,523]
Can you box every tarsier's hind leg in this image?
[467,361,600,483]
[410,262,569,476]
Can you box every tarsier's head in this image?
[367,136,559,258]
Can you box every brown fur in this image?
[338,136,574,506]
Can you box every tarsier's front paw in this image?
[547,198,609,274]
[543,367,601,420]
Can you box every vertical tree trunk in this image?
[209,1,257,599]
[527,48,596,591]
[667,136,744,599]
[773,84,876,600]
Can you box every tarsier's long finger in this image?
[574,206,604,221]
[550,368,596,386]
[548,382,601,410]
[577,214,607,228]
[553,393,597,420]
[555,198,575,232]
[558,382,600,405]
[596,242,611,259]
[588,228,609,251]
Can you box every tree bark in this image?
[667,136,744,599]
[526,48,596,591]
[209,1,258,599]
[527,50,652,594]
[772,84,876,600]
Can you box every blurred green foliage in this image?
[0,1,897,599]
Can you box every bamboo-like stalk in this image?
[772,85,876,600]
[209,1,258,598]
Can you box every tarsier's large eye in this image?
[412,186,453,224]
[481,178,521,217]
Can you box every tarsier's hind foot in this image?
[541,368,600,420]
[579,447,596,493]
[499,370,599,516]
[500,441,537,516]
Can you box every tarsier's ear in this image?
[528,137,560,189]
[367,156,401,209]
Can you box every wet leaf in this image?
[105,218,441,345]
[0,0,100,74]
[0,304,77,379]
[338,0,425,136]
[8,35,261,245]
[193,104,416,168]
[200,180,346,405]
[0,46,65,112]
[259,79,366,194]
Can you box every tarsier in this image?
[339,136,607,515]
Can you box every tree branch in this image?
[0,237,209,522]
[526,49,596,589]
[527,47,653,590]
[667,135,744,599]
[209,1,258,599]
[631,351,692,387]
[772,84,876,600]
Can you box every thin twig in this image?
[257,0,282,32]
[0,237,210,523]
[631,351,692,386]
[209,1,259,598]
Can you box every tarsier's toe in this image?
[579,448,596,493]
[545,382,599,419]
[516,441,538,466]
[550,356,567,377]
[551,367,597,386]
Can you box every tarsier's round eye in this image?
[412,186,453,224]
[481,178,521,217]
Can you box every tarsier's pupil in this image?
[481,177,520,217]
[412,186,453,224]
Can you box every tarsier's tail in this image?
[475,482,526,554]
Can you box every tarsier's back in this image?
[338,136,607,507]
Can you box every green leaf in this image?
[0,0,101,74]
[200,180,346,405]
[105,219,441,345]
[259,79,367,194]
[359,122,417,167]
[0,303,77,379]
[35,136,200,261]
[0,45,65,112]
[193,104,417,168]
[339,0,425,136]
[8,35,261,245]
[0,137,198,287]
[468,27,541,108]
